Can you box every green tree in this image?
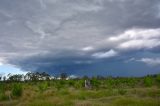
[60,73,67,80]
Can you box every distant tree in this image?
[34,72,41,81]
[43,72,50,80]
[31,72,38,81]
[0,74,2,81]
[83,75,89,80]
[156,74,160,83]
[3,76,6,81]
[7,73,12,82]
[60,73,67,80]
[8,74,23,82]
[96,75,105,80]
[7,73,11,78]
[25,72,32,81]
[27,72,38,81]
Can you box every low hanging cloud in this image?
[81,46,94,51]
[92,49,118,58]
[137,58,160,66]
[108,28,160,51]
[109,28,160,41]
[0,58,5,66]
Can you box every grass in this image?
[11,83,23,97]
[0,75,160,106]
[111,97,160,106]
[1,86,160,106]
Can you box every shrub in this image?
[77,92,87,100]
[74,80,84,89]
[0,93,8,101]
[156,74,160,83]
[118,89,127,95]
[105,78,114,88]
[38,82,48,92]
[11,83,23,97]
[59,89,69,95]
[0,84,8,101]
[144,77,153,87]
[68,80,75,87]
[0,84,5,94]
[55,80,65,90]
[91,78,101,89]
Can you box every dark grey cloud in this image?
[0,0,160,76]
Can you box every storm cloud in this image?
[0,0,160,76]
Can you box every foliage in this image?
[0,75,160,106]
[55,80,66,90]
[90,77,101,89]
[8,74,23,82]
[11,83,23,97]
[156,74,160,83]
[60,73,67,79]
[0,83,8,101]
[38,82,48,92]
[144,76,153,87]
[118,89,127,95]
[67,80,75,87]
[74,80,84,89]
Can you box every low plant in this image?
[118,89,127,95]
[0,84,8,101]
[91,78,101,89]
[144,77,153,87]
[74,80,84,89]
[156,74,160,83]
[38,82,48,92]
[11,83,23,97]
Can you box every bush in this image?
[0,93,8,101]
[156,74,160,83]
[105,78,114,88]
[55,80,65,90]
[74,80,84,89]
[91,78,101,89]
[0,84,5,94]
[68,80,75,87]
[118,89,127,95]
[59,89,69,95]
[11,83,23,97]
[144,77,153,87]
[0,84,8,101]
[38,82,48,92]
[77,92,87,100]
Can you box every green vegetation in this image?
[0,73,160,106]
[12,83,23,97]
[144,76,153,87]
[0,84,8,101]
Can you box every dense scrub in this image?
[0,74,160,106]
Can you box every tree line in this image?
[0,72,69,82]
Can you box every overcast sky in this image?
[0,0,160,76]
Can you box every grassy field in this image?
[0,75,160,106]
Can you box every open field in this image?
[0,75,160,106]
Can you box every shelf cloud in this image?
[0,0,160,76]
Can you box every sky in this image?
[0,0,160,77]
